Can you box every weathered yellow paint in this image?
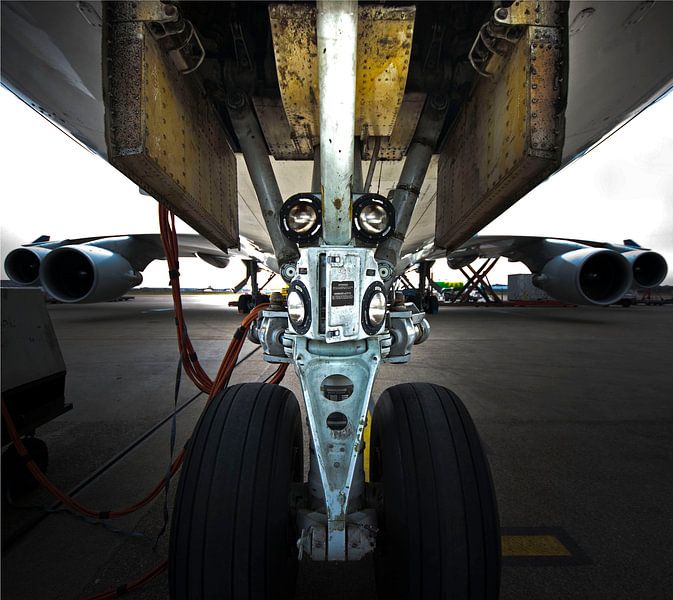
[436,1,566,250]
[501,535,572,557]
[104,6,238,250]
[356,6,415,138]
[268,4,415,159]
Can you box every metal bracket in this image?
[469,1,565,78]
[288,333,384,560]
[493,1,565,28]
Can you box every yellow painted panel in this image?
[268,4,415,159]
[436,5,566,250]
[104,11,238,250]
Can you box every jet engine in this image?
[4,247,51,286]
[40,245,142,303]
[532,248,632,306]
[623,250,667,288]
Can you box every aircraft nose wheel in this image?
[370,383,500,599]
[169,383,303,600]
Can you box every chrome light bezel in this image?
[352,193,395,243]
[280,193,322,243]
[287,280,312,334]
[361,281,387,335]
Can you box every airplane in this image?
[4,232,668,308]
[2,1,673,599]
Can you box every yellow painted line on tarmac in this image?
[500,528,591,565]
[501,534,572,557]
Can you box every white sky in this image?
[1,86,672,287]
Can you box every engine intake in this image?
[623,250,667,288]
[4,247,51,286]
[41,245,142,303]
[533,248,632,306]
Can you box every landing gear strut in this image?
[234,260,272,314]
[406,261,440,314]
[170,1,499,597]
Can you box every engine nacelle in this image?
[623,250,667,288]
[532,248,632,306]
[4,247,51,285]
[41,245,142,303]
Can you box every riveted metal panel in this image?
[436,11,566,251]
[361,91,426,161]
[103,8,238,251]
[266,3,415,161]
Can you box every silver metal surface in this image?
[317,0,358,245]
[288,333,383,560]
[258,310,291,363]
[283,245,391,559]
[290,247,383,343]
[363,137,381,193]
[385,303,429,363]
[297,507,376,561]
[226,94,299,267]
[375,140,433,268]
[375,99,447,271]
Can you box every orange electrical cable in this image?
[0,206,290,598]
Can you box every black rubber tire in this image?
[169,383,303,600]
[1,437,48,498]
[426,295,440,314]
[237,293,253,314]
[371,383,500,600]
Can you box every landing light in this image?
[353,193,394,243]
[287,291,305,323]
[362,282,387,335]
[287,281,311,334]
[281,194,322,243]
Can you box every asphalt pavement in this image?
[2,294,672,599]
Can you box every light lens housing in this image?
[287,280,312,334]
[353,193,395,243]
[287,290,305,324]
[368,291,387,326]
[287,203,318,234]
[281,193,322,243]
[361,282,387,335]
[359,204,389,235]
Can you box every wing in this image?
[441,234,668,305]
[20,233,227,270]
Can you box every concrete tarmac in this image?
[2,294,672,599]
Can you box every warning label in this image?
[331,281,355,307]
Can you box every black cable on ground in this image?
[2,389,204,553]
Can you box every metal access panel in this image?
[435,1,567,250]
[103,3,239,251]
[265,3,416,160]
